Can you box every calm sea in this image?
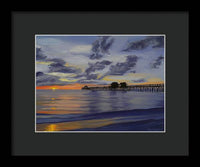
[36,89,164,132]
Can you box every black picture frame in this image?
[11,11,189,156]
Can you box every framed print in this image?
[11,12,189,156]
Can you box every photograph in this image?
[35,35,165,132]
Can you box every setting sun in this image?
[36,83,106,90]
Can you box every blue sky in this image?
[36,35,165,86]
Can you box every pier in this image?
[82,83,164,92]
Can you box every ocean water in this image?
[36,89,164,132]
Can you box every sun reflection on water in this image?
[46,124,57,131]
[37,118,115,131]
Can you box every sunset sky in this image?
[36,35,165,89]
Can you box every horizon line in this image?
[36,82,164,90]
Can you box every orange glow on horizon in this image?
[36,82,164,90]
[36,83,106,90]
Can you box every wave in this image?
[37,107,164,124]
[70,119,164,131]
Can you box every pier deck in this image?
[82,84,164,92]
